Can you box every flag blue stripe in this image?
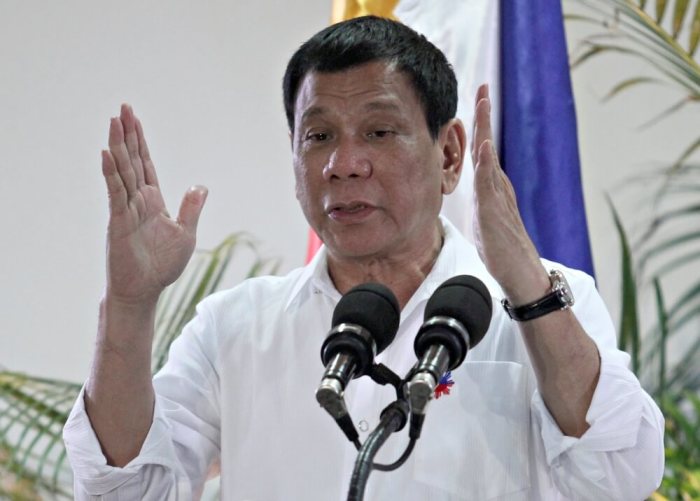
[500,0,595,277]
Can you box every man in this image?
[64,16,664,500]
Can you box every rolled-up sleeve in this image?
[63,388,199,500]
[63,303,221,500]
[531,263,665,500]
[532,360,664,500]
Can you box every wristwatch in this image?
[501,270,574,321]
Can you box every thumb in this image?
[177,185,208,234]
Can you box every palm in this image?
[102,105,206,304]
[470,85,547,299]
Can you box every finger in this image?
[101,150,128,214]
[177,186,208,235]
[474,139,498,194]
[474,83,488,106]
[477,140,519,214]
[471,85,489,157]
[120,104,146,188]
[108,117,138,196]
[471,85,492,166]
[135,118,160,188]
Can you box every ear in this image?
[438,118,466,195]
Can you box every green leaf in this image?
[643,302,700,392]
[608,195,641,373]
[690,0,700,55]
[0,373,79,497]
[570,44,622,68]
[672,0,692,38]
[635,201,700,248]
[603,76,662,100]
[667,280,700,321]
[656,0,669,25]
[669,136,700,172]
[0,233,278,497]
[150,232,273,372]
[639,229,700,271]
[635,96,693,129]
[564,13,603,24]
[652,278,668,399]
[649,248,700,279]
[663,394,700,459]
[572,0,700,94]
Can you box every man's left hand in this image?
[470,84,550,304]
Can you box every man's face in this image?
[291,61,460,263]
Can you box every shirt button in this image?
[358,419,369,432]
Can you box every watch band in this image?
[501,270,574,321]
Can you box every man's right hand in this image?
[84,105,207,467]
[103,104,207,308]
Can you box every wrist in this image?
[98,292,158,354]
[102,289,160,315]
[502,269,575,322]
[500,265,551,306]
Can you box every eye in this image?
[368,130,394,139]
[305,131,329,142]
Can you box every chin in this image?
[323,235,382,261]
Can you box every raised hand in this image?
[470,85,600,437]
[102,104,207,307]
[85,105,207,466]
[470,85,549,303]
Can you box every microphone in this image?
[406,275,492,424]
[316,283,400,438]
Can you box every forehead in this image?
[293,61,424,126]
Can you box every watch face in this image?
[552,270,574,308]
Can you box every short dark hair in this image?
[282,16,458,140]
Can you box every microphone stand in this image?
[346,400,408,501]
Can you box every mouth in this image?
[330,202,370,213]
[327,201,376,220]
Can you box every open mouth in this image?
[333,203,367,214]
[328,202,374,219]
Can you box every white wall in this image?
[0,0,329,381]
[1,1,695,383]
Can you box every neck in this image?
[326,224,444,309]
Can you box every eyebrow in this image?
[362,101,403,114]
[299,100,404,126]
[299,106,326,125]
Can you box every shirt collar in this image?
[283,216,502,313]
[284,244,340,311]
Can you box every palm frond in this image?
[690,0,700,55]
[569,0,700,95]
[0,232,278,497]
[638,229,700,271]
[0,373,79,498]
[152,233,279,373]
[608,195,641,372]
[671,0,692,38]
[652,278,668,399]
[669,135,700,171]
[568,4,700,495]
[634,97,694,129]
[644,247,700,280]
[603,75,663,100]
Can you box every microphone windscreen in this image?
[332,283,400,354]
[424,275,493,348]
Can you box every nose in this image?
[322,139,372,181]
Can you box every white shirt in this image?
[63,219,664,500]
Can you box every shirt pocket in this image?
[412,361,531,500]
